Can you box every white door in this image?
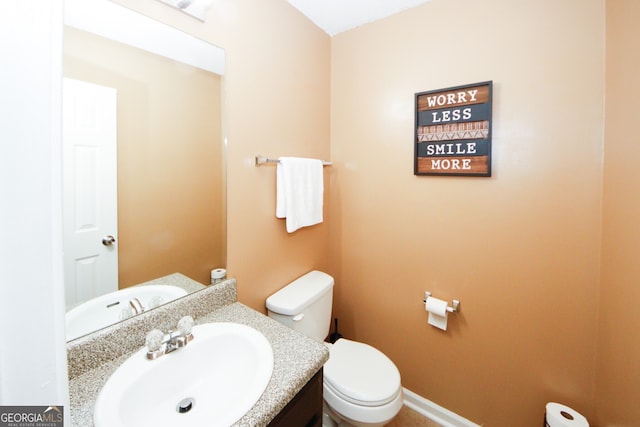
[63,78,118,308]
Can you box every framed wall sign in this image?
[414,81,493,176]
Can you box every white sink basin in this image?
[93,322,274,427]
[66,285,188,341]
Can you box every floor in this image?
[386,406,444,427]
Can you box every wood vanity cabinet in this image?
[268,368,323,427]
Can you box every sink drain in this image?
[177,397,195,414]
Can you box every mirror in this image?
[63,0,226,341]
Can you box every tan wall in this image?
[109,0,332,308]
[91,1,640,426]
[64,27,224,287]
[330,0,604,425]
[594,0,640,425]
[208,0,332,310]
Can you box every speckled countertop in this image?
[67,279,329,427]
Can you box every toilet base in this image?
[323,378,403,427]
[323,400,395,427]
[322,405,338,427]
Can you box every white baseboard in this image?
[402,388,481,427]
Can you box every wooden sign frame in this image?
[414,81,493,176]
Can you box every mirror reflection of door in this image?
[62,77,118,308]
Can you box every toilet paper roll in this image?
[425,296,448,316]
[211,268,226,279]
[210,268,227,284]
[425,296,448,331]
[545,402,589,427]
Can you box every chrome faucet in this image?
[145,316,194,360]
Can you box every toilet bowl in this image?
[266,271,403,426]
[323,339,403,426]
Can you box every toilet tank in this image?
[266,270,334,343]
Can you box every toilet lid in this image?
[324,339,401,407]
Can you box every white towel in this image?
[276,157,324,233]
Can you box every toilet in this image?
[266,270,403,427]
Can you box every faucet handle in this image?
[145,329,164,352]
[177,316,194,336]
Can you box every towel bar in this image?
[255,155,332,166]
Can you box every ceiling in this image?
[287,0,433,36]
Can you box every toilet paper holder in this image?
[423,292,460,313]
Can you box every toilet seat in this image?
[324,339,401,407]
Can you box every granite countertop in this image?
[68,281,329,426]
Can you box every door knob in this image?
[102,235,116,246]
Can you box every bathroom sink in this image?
[66,284,188,341]
[93,322,274,427]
